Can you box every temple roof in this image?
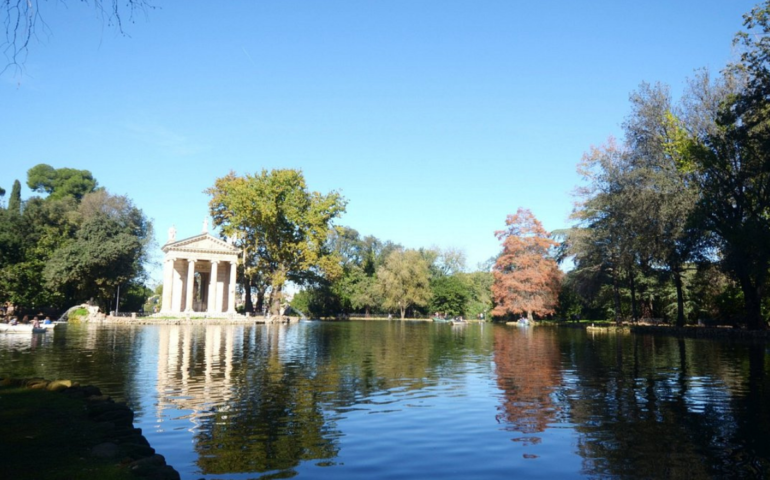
[162,233,241,255]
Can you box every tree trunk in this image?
[629,271,638,322]
[612,273,622,325]
[255,287,265,315]
[271,283,283,318]
[739,275,765,330]
[243,276,253,314]
[674,269,686,328]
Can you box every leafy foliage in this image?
[207,169,346,316]
[26,164,98,201]
[44,205,149,310]
[7,179,21,214]
[429,275,469,317]
[0,173,152,313]
[492,208,562,319]
[377,249,432,319]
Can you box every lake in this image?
[1,321,768,479]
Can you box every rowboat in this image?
[0,323,48,334]
[37,322,66,330]
[505,318,533,327]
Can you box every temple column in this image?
[227,261,237,313]
[208,261,219,314]
[161,258,174,313]
[171,262,184,313]
[185,259,196,312]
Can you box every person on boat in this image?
[43,317,52,325]
[21,315,29,324]
[32,318,40,328]
[9,317,18,326]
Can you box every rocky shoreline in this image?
[1,377,180,480]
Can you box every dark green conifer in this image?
[7,180,21,214]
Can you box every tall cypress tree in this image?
[7,180,21,214]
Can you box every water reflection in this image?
[493,326,563,445]
[0,325,144,408]
[149,324,337,475]
[563,332,770,478]
[145,322,499,477]
[2,323,770,478]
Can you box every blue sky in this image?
[2,1,758,283]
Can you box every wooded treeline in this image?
[0,164,153,315]
[290,227,493,320]
[560,3,770,330]
[205,168,494,320]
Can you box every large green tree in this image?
[622,83,704,327]
[27,164,98,201]
[43,190,152,311]
[0,196,79,310]
[207,169,347,317]
[377,249,432,319]
[680,5,770,329]
[0,170,152,313]
[429,275,469,317]
[460,271,494,319]
[569,140,640,322]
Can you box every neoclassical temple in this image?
[160,225,241,315]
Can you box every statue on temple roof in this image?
[168,225,177,243]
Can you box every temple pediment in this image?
[163,233,241,255]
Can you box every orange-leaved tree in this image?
[492,208,562,320]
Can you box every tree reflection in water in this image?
[563,331,770,478]
[493,326,563,445]
[186,321,492,476]
[149,325,340,476]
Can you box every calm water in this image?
[1,321,769,479]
